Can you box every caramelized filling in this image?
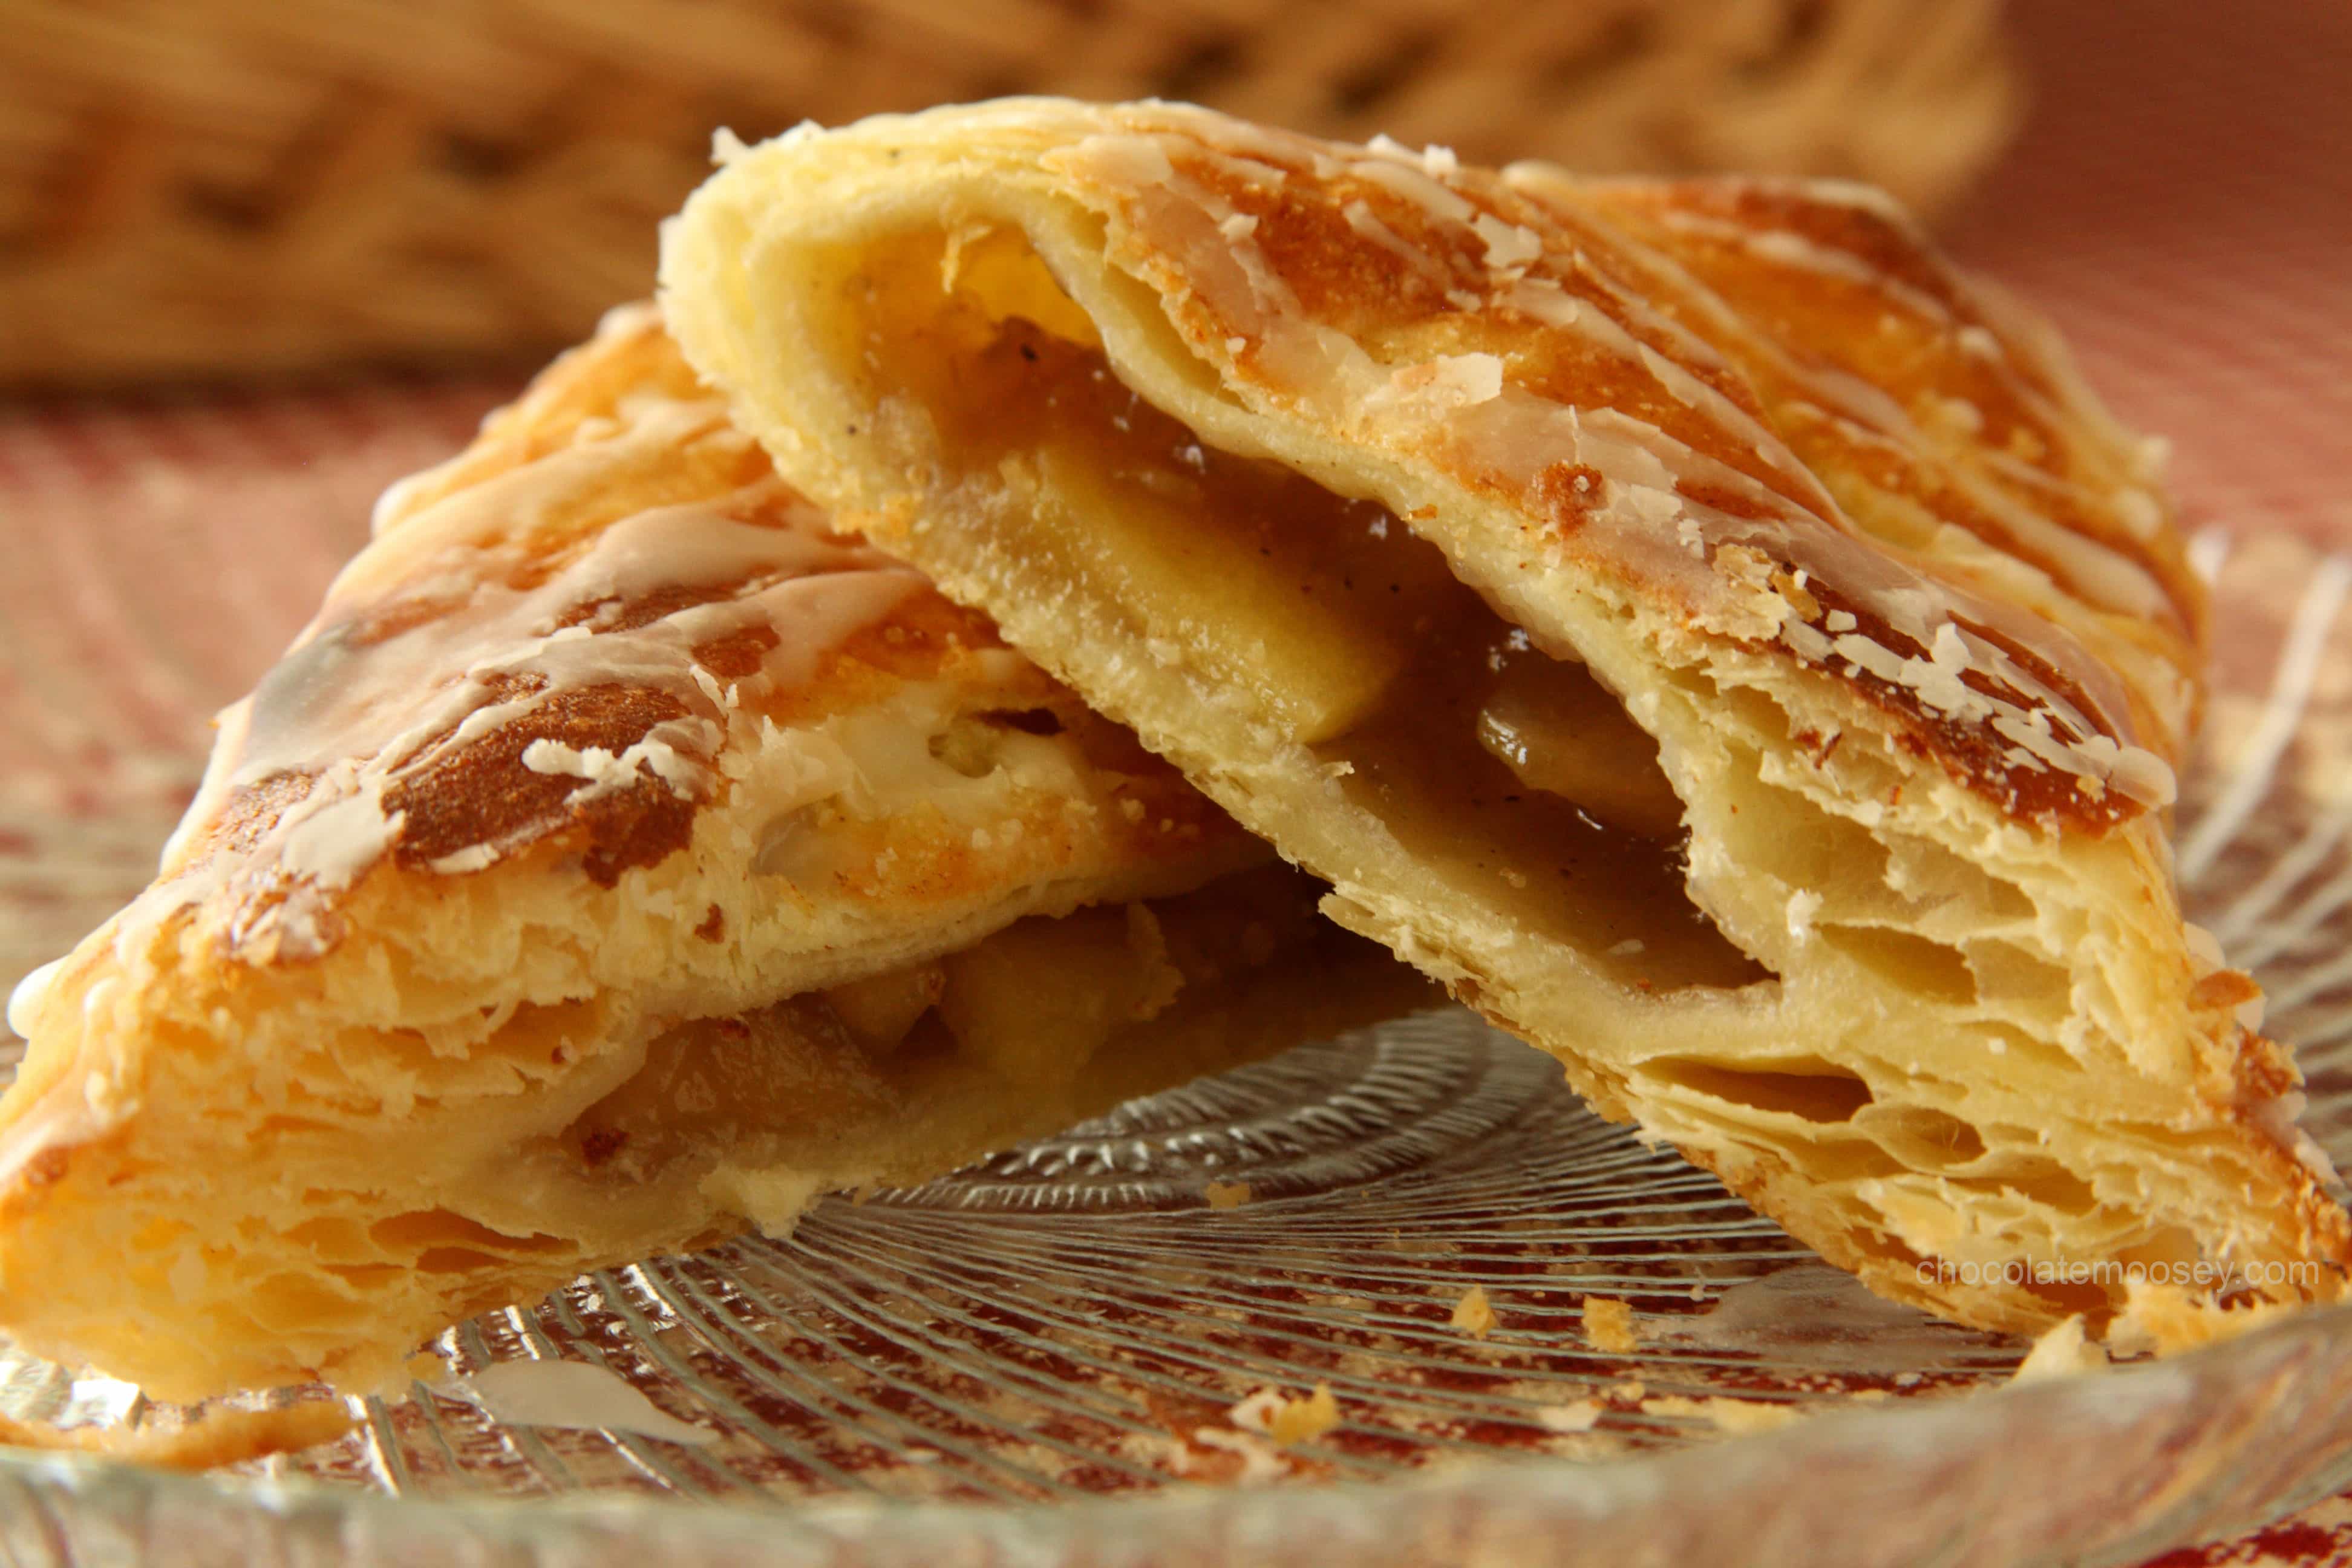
[838,229,1767,991]
[566,864,1328,1178]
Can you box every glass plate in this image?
[2,523,2350,1568]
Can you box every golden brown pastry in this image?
[0,304,1432,1402]
[662,99,2350,1335]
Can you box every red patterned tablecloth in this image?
[0,0,2345,1560]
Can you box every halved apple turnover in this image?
[664,99,2350,1334]
[0,305,1431,1401]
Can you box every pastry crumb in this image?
[1535,1399,1603,1433]
[1581,1295,1639,1353]
[1641,1394,1801,1434]
[1204,1180,1253,1210]
[2011,1313,2108,1384]
[1229,1382,1340,1446]
[1450,1284,1497,1339]
[1142,1388,1335,1485]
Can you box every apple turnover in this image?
[664,99,2351,1334]
[0,304,1432,1401]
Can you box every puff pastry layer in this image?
[0,307,1428,1400]
[665,99,2350,1334]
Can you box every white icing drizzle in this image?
[1345,153,1478,228]
[1787,177,1917,224]
[1341,199,1436,278]
[1824,376,2171,625]
[1645,204,1956,324]
[1612,194,2181,631]
[1601,224,2176,667]
[1360,353,1504,420]
[1494,264,1840,525]
[95,361,923,969]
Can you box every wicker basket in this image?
[0,0,2017,387]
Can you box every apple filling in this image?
[562,863,1328,1183]
[835,227,1766,991]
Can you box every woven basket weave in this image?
[0,0,2017,387]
